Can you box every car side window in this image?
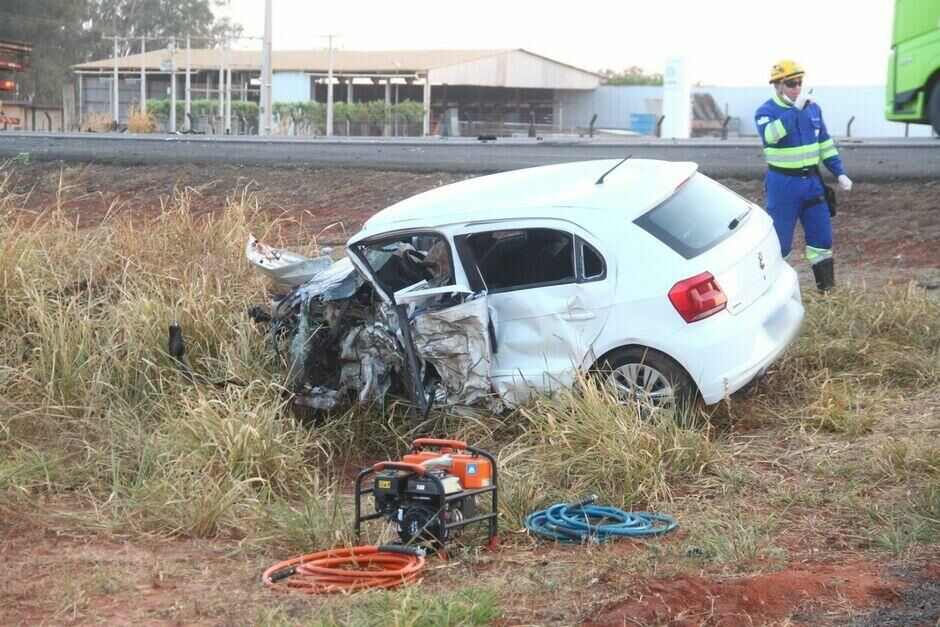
[464,228,575,293]
[578,238,606,281]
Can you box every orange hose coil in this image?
[262,545,425,594]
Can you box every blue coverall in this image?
[755,94,846,263]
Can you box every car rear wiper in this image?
[728,207,751,230]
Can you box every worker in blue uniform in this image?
[755,60,853,292]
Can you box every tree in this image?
[0,1,91,105]
[0,0,240,104]
[599,66,664,86]
[85,0,243,58]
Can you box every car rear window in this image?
[633,174,753,259]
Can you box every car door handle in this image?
[563,311,596,321]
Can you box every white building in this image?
[72,48,600,135]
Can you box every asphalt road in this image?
[1,132,937,180]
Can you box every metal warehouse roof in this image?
[73,48,601,89]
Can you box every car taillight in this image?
[668,272,727,322]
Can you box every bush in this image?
[272,100,423,130]
[146,99,247,124]
[231,101,258,129]
[395,100,425,124]
[143,99,421,133]
[127,108,156,133]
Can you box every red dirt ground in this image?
[588,561,903,625]
[3,515,934,626]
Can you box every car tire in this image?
[930,80,940,136]
[595,346,699,415]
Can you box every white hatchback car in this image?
[336,158,805,409]
[348,159,803,404]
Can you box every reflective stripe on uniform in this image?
[764,142,822,169]
[773,94,791,108]
[763,119,787,144]
[806,245,833,264]
[818,138,838,160]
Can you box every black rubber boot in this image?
[811,257,835,292]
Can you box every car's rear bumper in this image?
[665,265,804,405]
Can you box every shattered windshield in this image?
[356,233,455,294]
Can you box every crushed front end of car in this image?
[245,235,495,416]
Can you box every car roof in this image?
[352,159,698,239]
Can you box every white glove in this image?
[781,92,812,109]
[837,174,853,191]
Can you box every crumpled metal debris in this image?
[411,297,492,407]
[293,386,344,410]
[274,257,361,321]
[246,234,334,287]
[246,235,494,413]
[338,321,403,405]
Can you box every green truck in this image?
[887,0,940,133]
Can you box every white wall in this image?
[556,85,935,137]
[272,71,310,102]
[429,50,599,89]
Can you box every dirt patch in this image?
[1,162,470,245]
[587,561,905,626]
[851,561,940,627]
[0,518,298,625]
[724,177,940,285]
[3,510,934,626]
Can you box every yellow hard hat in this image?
[769,60,805,84]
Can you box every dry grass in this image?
[82,112,114,132]
[0,174,343,548]
[127,108,157,134]
[0,163,938,623]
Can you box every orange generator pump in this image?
[355,439,498,549]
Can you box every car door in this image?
[348,229,494,405]
[454,219,615,401]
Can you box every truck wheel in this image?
[595,346,699,415]
[931,81,940,136]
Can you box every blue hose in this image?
[524,497,677,544]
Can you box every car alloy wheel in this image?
[595,346,697,415]
[609,362,676,410]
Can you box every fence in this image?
[272,100,425,137]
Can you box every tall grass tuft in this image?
[791,286,939,389]
[498,382,720,527]
[0,173,340,548]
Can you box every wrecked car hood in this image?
[246,236,494,413]
[247,234,336,287]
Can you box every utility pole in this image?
[259,0,273,136]
[326,33,335,136]
[169,37,177,132]
[346,76,353,136]
[112,37,119,125]
[422,73,430,136]
[185,35,191,131]
[218,41,224,134]
[140,37,146,114]
[225,37,232,134]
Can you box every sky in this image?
[224,0,896,87]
